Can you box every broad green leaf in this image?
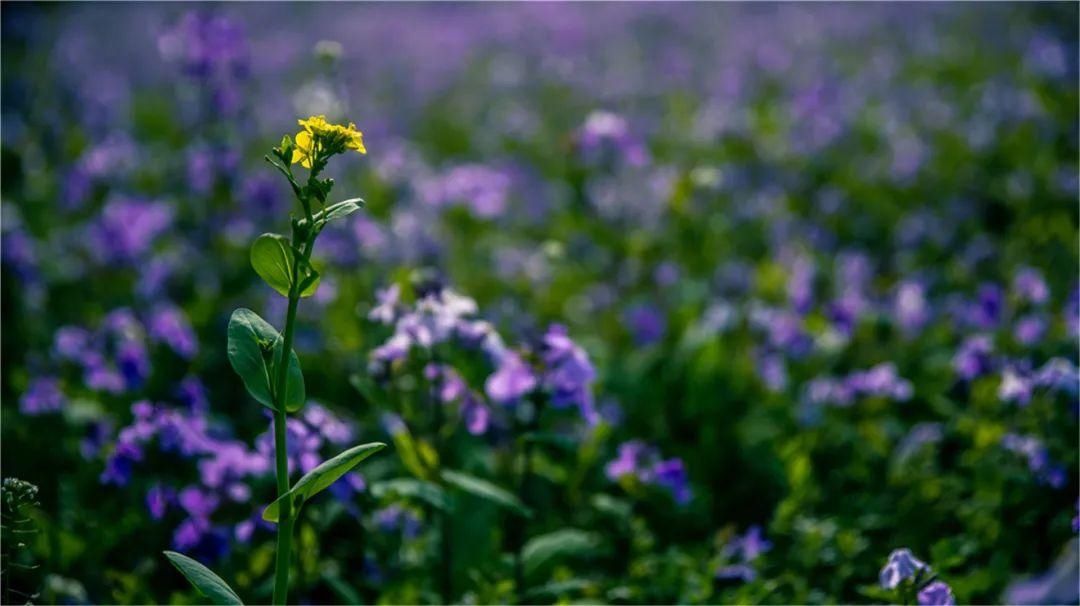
[315,197,364,228]
[163,551,243,605]
[250,234,294,297]
[522,529,601,579]
[226,309,304,412]
[226,309,279,409]
[441,470,532,518]
[250,233,320,298]
[370,478,448,510]
[263,442,386,522]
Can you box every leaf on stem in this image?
[522,528,602,580]
[441,470,533,518]
[226,308,305,412]
[314,198,365,230]
[250,233,320,298]
[370,478,449,511]
[263,442,386,523]
[163,551,243,605]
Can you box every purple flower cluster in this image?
[19,377,66,416]
[157,11,249,115]
[605,440,690,505]
[88,197,174,265]
[803,362,913,408]
[1001,433,1066,488]
[715,526,772,582]
[879,549,955,604]
[576,111,649,168]
[419,164,514,219]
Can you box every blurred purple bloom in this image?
[1013,314,1046,346]
[894,281,930,334]
[485,352,536,405]
[879,548,927,589]
[1013,267,1049,305]
[577,110,649,167]
[148,305,198,359]
[918,581,956,606]
[20,377,65,415]
[90,197,173,264]
[952,335,994,381]
[625,304,666,345]
[146,484,174,520]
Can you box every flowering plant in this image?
[162,116,385,605]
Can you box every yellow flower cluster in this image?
[291,115,366,168]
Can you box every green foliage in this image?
[250,233,320,298]
[226,308,305,412]
[441,470,532,518]
[522,528,603,580]
[263,442,387,523]
[163,551,243,605]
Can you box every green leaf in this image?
[250,233,320,298]
[263,442,386,522]
[315,198,364,229]
[163,551,243,605]
[522,529,601,580]
[440,470,532,518]
[387,420,437,481]
[370,478,449,510]
[250,234,294,297]
[226,309,304,412]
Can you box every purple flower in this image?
[970,283,1004,329]
[53,326,92,361]
[420,164,512,219]
[577,110,649,167]
[19,377,65,415]
[90,197,173,264]
[541,324,597,418]
[952,335,994,381]
[485,352,537,405]
[918,581,956,606]
[879,548,928,589]
[116,339,150,389]
[368,283,400,325]
[148,305,198,359]
[715,564,756,582]
[461,396,490,435]
[625,304,666,346]
[146,484,174,520]
[653,458,691,505]
[1013,267,1049,305]
[998,368,1033,405]
[179,486,220,518]
[1013,314,1046,346]
[894,281,930,334]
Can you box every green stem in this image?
[271,291,300,605]
[430,353,453,604]
[513,393,542,603]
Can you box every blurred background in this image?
[1,3,1077,605]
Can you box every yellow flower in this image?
[291,115,366,168]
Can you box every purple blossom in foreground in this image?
[879,548,928,589]
[918,581,956,606]
[894,280,930,334]
[20,377,65,415]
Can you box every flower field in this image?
[1,3,1077,605]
